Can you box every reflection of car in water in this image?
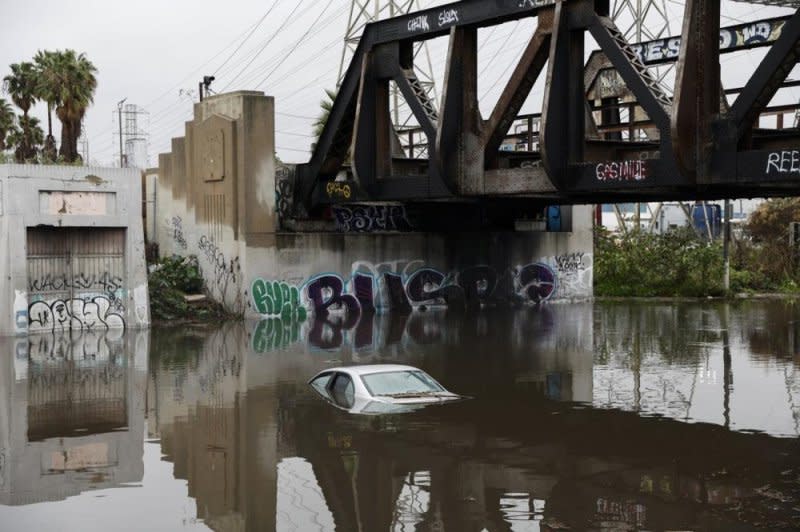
[309,364,463,414]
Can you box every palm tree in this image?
[3,62,37,118]
[313,88,337,139]
[7,116,43,163]
[33,50,59,161]
[52,50,97,162]
[3,62,38,160]
[0,98,15,151]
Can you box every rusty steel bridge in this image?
[294,0,800,213]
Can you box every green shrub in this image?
[148,255,206,321]
[595,227,725,297]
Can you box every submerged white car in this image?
[309,364,463,414]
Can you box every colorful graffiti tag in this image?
[252,280,308,321]
[251,261,564,324]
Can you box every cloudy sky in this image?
[0,0,794,167]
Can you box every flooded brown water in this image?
[1,300,800,531]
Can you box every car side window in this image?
[310,372,333,395]
[330,373,355,409]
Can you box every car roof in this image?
[320,364,422,377]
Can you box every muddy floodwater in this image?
[1,301,800,531]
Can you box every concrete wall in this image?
[150,90,594,322]
[0,165,150,336]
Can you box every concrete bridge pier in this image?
[149,91,594,323]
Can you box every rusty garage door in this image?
[27,228,126,333]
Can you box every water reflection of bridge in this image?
[145,303,800,531]
[0,331,147,506]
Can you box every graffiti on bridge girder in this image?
[332,204,412,233]
[595,160,648,183]
[630,18,786,67]
[766,150,800,176]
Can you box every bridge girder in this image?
[296,0,800,213]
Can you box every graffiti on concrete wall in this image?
[554,252,593,298]
[250,256,590,322]
[249,254,590,351]
[28,296,125,334]
[168,216,188,250]
[332,204,413,233]
[198,235,242,312]
[555,252,586,274]
[252,280,308,321]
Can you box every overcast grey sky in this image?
[0,0,794,167]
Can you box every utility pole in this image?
[117,98,127,168]
[723,199,732,292]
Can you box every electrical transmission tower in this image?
[613,0,674,94]
[339,0,439,132]
[606,0,676,232]
[78,126,89,165]
[113,104,150,169]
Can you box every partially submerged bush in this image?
[148,255,226,322]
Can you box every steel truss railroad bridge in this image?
[294,0,800,214]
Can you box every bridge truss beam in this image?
[297,0,800,213]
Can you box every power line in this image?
[88,18,266,147]
[221,0,309,92]
[228,6,349,91]
[213,0,281,76]
[254,0,338,90]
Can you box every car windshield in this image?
[361,370,445,397]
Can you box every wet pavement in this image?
[1,300,800,531]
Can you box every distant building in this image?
[600,199,765,238]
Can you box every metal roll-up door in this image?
[27,228,127,334]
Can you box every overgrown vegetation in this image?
[732,198,800,293]
[595,199,800,297]
[148,255,229,323]
[595,227,726,297]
